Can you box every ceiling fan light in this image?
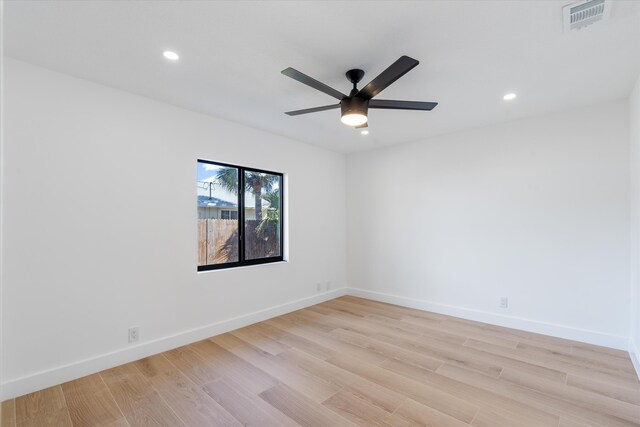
[340,97,368,127]
[341,113,368,126]
[162,50,180,61]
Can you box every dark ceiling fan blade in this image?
[356,56,419,100]
[284,104,340,116]
[369,99,438,111]
[281,67,346,100]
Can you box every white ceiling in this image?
[4,1,640,153]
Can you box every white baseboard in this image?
[0,288,347,400]
[347,288,629,350]
[630,337,640,380]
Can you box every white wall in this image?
[1,58,347,399]
[630,74,640,375]
[0,2,5,405]
[347,100,631,349]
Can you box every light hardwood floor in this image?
[2,296,639,427]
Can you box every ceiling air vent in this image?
[563,0,611,32]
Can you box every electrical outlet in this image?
[499,297,509,309]
[316,282,322,292]
[128,327,139,343]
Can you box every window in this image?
[220,210,238,220]
[197,159,284,271]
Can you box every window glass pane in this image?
[244,170,282,260]
[197,162,239,266]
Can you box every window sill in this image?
[197,258,287,273]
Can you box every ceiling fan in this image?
[281,55,438,128]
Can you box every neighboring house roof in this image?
[197,195,236,209]
[197,180,270,209]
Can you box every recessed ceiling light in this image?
[163,50,180,61]
[361,130,369,135]
[503,93,517,101]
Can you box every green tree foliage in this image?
[215,168,279,220]
[257,189,280,236]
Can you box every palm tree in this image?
[215,168,279,220]
[256,189,280,236]
[261,190,280,219]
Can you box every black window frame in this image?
[197,159,284,272]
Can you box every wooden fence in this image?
[197,219,280,266]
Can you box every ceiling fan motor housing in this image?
[341,96,369,117]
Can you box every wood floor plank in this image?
[133,354,241,426]
[517,342,639,379]
[567,373,640,405]
[571,346,637,372]
[191,339,279,394]
[322,389,416,427]
[393,398,471,427]
[336,297,444,322]
[421,321,520,349]
[500,367,640,423]
[251,321,336,360]
[61,373,128,427]
[279,348,406,413]
[380,356,560,426]
[329,310,416,338]
[336,298,442,325]
[404,318,488,346]
[225,338,341,403]
[17,410,74,427]
[259,383,355,427]
[15,386,66,421]
[442,317,556,345]
[570,340,634,360]
[466,337,638,387]
[366,312,447,337]
[558,417,593,427]
[15,386,73,427]
[304,303,337,315]
[463,338,569,381]
[264,316,389,365]
[1,399,16,427]
[208,332,245,349]
[437,362,638,427]
[374,331,505,378]
[388,324,467,347]
[100,364,185,427]
[91,418,129,427]
[445,316,559,343]
[202,376,299,427]
[499,366,566,394]
[331,327,444,372]
[162,344,222,386]
[278,310,337,333]
[6,296,638,427]
[230,324,291,355]
[324,298,405,321]
[563,384,640,423]
[328,353,479,423]
[471,408,553,427]
[309,308,421,341]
